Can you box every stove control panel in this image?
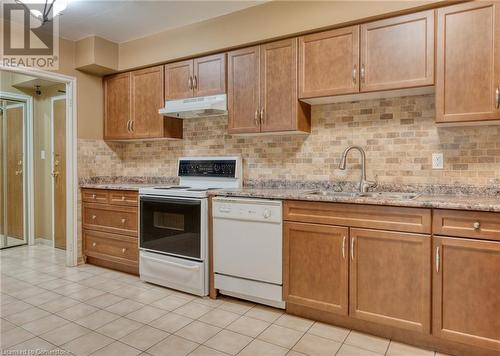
[178,159,237,178]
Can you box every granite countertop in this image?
[80,183,160,191]
[210,188,500,212]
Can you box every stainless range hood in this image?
[159,94,227,119]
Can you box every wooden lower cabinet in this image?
[284,222,349,315]
[349,228,431,333]
[82,188,139,275]
[433,236,500,351]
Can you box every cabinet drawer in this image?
[433,210,500,241]
[84,230,138,263]
[82,189,108,204]
[284,200,431,234]
[83,203,138,237]
[109,190,138,206]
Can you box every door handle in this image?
[193,75,198,90]
[126,120,131,132]
[188,76,193,90]
[435,246,440,273]
[360,64,365,82]
[130,120,135,132]
[260,108,264,124]
[495,86,499,109]
[15,170,23,176]
[342,236,346,259]
[254,109,259,126]
[51,171,60,178]
[352,65,357,84]
[350,237,355,260]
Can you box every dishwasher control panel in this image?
[213,198,282,224]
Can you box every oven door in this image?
[140,195,206,261]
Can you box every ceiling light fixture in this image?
[15,0,68,24]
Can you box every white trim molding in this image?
[1,65,78,267]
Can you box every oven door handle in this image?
[140,196,201,205]
[144,254,201,270]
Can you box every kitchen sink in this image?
[305,191,421,200]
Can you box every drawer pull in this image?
[121,218,126,224]
[122,248,126,253]
[92,194,96,199]
[92,242,97,247]
[473,221,481,230]
[121,196,125,201]
[92,215,97,220]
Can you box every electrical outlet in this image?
[432,153,444,169]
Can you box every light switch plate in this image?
[432,153,444,169]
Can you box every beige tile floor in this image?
[1,244,449,356]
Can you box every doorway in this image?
[0,99,28,249]
[0,65,77,266]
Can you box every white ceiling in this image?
[58,0,264,43]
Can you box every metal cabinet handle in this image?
[121,196,125,201]
[260,108,264,124]
[352,65,357,84]
[254,109,259,126]
[130,120,135,132]
[126,120,130,132]
[92,194,96,199]
[350,237,355,260]
[121,248,126,253]
[92,242,96,247]
[193,75,198,89]
[473,221,481,230]
[92,215,97,220]
[360,64,365,82]
[495,87,499,109]
[121,218,126,224]
[435,246,440,273]
[188,76,193,90]
[342,236,346,259]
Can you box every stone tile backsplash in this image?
[78,94,500,187]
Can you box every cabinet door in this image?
[227,46,261,134]
[131,66,164,138]
[436,2,500,123]
[360,11,434,92]
[165,59,194,100]
[433,236,500,351]
[299,26,359,98]
[284,222,349,315]
[261,38,299,132]
[349,229,431,333]
[194,53,226,97]
[104,72,131,140]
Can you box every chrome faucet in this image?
[338,146,376,193]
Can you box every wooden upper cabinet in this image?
[227,46,261,134]
[104,67,182,141]
[360,11,434,92]
[165,54,227,100]
[131,66,165,138]
[284,222,349,315]
[193,53,226,97]
[261,38,308,132]
[349,229,431,333]
[104,72,132,140]
[299,26,360,98]
[436,2,500,123]
[165,59,194,100]
[228,40,310,134]
[433,236,500,351]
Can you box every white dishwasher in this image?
[213,197,284,309]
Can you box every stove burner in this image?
[153,186,191,190]
[186,188,220,192]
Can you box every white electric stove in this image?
[138,157,241,296]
